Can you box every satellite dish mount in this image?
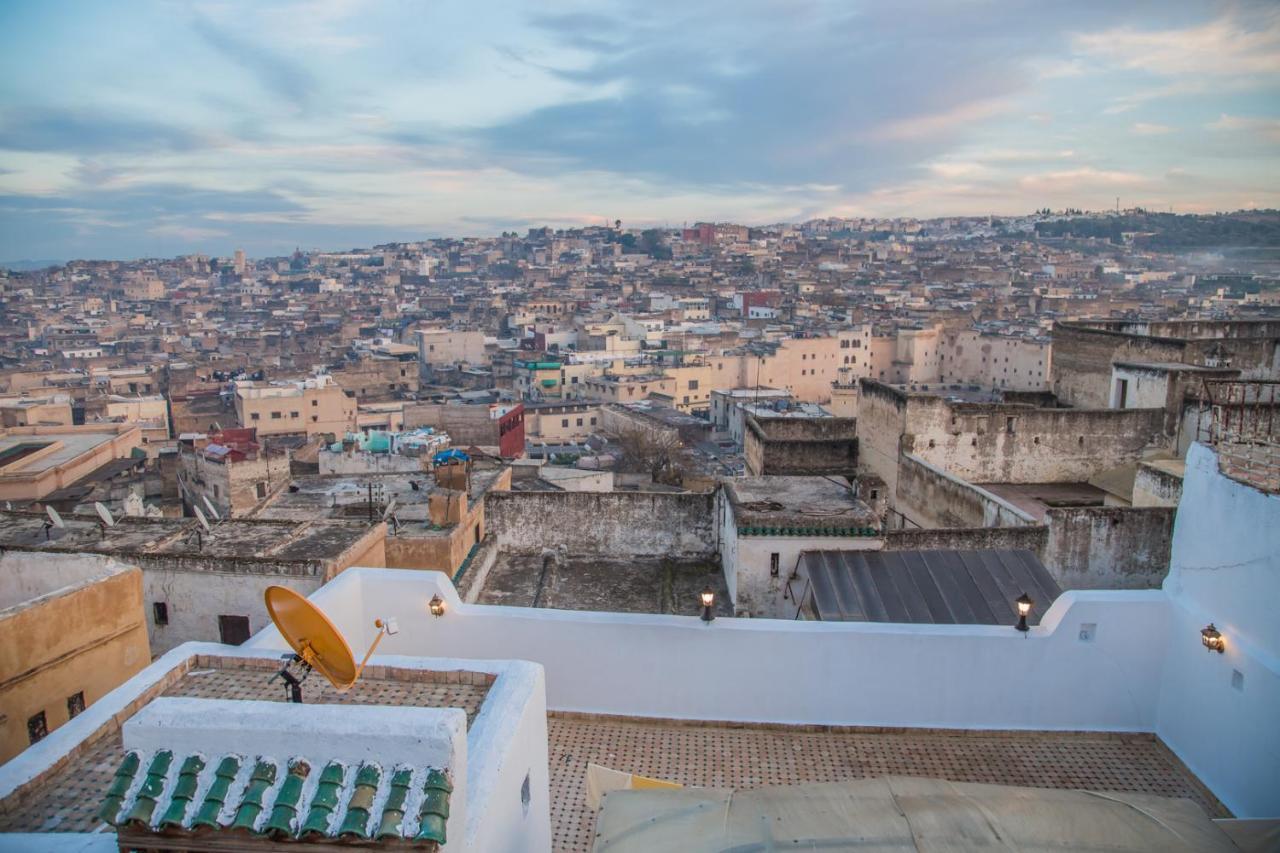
[263,585,399,704]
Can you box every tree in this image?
[613,427,688,485]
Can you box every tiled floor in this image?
[0,666,490,833]
[547,715,1229,853]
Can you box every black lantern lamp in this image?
[700,587,716,622]
[428,594,446,617]
[1201,623,1225,653]
[1014,592,1033,633]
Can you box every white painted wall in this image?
[279,569,1171,735]
[1155,443,1280,818]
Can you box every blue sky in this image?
[1,0,1278,260]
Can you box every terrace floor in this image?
[547,714,1229,853]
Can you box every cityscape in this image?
[1,2,1279,852]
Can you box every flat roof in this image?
[0,431,120,473]
[727,476,878,528]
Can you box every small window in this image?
[770,553,780,576]
[256,482,268,499]
[311,399,318,407]
[1005,417,1016,434]
[28,711,48,745]
[67,691,85,719]
[218,614,251,645]
[590,417,597,426]
[562,419,569,427]
[271,411,282,419]
[153,602,169,625]
[688,380,699,390]
[290,411,299,419]
[576,418,583,427]
[250,412,260,421]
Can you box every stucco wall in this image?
[743,415,858,476]
[485,491,716,558]
[1042,506,1175,590]
[895,454,1035,529]
[0,556,149,762]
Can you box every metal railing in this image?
[1195,380,1280,493]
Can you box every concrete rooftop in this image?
[727,475,878,529]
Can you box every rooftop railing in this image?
[1196,379,1280,493]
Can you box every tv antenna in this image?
[382,498,400,534]
[264,586,398,703]
[44,505,65,540]
[94,502,116,536]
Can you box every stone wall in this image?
[485,490,716,558]
[895,454,1035,529]
[1042,506,1176,589]
[1051,323,1188,408]
[743,415,858,477]
[883,525,1048,553]
[1133,463,1183,508]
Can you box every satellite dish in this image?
[45,505,65,528]
[202,495,222,521]
[263,585,395,702]
[94,502,116,528]
[193,505,212,532]
[381,498,397,521]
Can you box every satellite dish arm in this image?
[337,618,393,693]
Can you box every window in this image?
[1005,417,1016,434]
[28,711,47,745]
[218,615,251,645]
[688,380,699,390]
[250,412,260,421]
[153,602,169,625]
[271,411,282,419]
[256,482,268,499]
[67,691,85,719]
[312,400,318,407]
[590,417,597,426]
[770,553,780,577]
[291,411,299,419]
[576,418,583,427]
[562,419,569,428]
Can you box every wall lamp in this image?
[428,595,446,618]
[1014,592,1033,634]
[1201,623,1225,653]
[700,587,715,623]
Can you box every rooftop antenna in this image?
[44,505,65,540]
[381,498,400,535]
[94,502,115,537]
[264,585,399,703]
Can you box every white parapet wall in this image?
[253,569,1170,734]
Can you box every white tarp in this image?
[591,776,1239,852]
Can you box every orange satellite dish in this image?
[264,586,396,702]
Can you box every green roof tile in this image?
[415,769,453,845]
[263,760,310,839]
[375,768,414,840]
[192,755,241,829]
[158,754,206,829]
[230,759,277,831]
[123,750,173,829]
[299,761,345,838]
[98,750,140,826]
[338,764,381,839]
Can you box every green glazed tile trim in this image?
[124,750,173,827]
[338,763,381,839]
[375,768,414,840]
[98,750,141,826]
[192,755,241,829]
[415,769,453,844]
[299,761,345,837]
[230,759,277,831]
[263,760,310,838]
[158,754,206,828]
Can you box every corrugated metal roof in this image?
[798,549,1061,625]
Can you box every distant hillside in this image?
[1034,211,1280,251]
[0,259,62,272]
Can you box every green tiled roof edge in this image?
[191,755,241,829]
[263,760,310,838]
[98,750,140,826]
[158,754,206,828]
[375,768,414,840]
[299,761,345,837]
[415,769,453,844]
[123,750,173,828]
[338,763,381,839]
[230,759,277,831]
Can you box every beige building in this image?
[417,328,487,366]
[0,424,144,501]
[0,394,74,428]
[234,376,355,438]
[0,552,150,763]
[87,394,171,446]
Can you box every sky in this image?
[1,0,1278,261]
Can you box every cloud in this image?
[0,109,207,155]
[1017,167,1148,193]
[1208,114,1280,142]
[1131,122,1174,135]
[190,15,317,110]
[1073,10,1280,78]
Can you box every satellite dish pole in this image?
[94,502,116,537]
